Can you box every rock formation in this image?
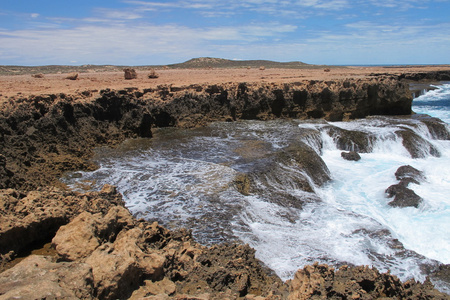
[288,263,449,299]
[0,75,449,298]
[385,165,425,208]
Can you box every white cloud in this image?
[0,21,299,65]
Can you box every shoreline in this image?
[1,68,450,299]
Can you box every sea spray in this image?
[63,87,450,292]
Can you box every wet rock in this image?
[386,185,423,208]
[326,126,375,153]
[0,255,94,299]
[396,127,440,158]
[385,165,425,208]
[395,165,425,182]
[431,264,450,293]
[281,142,331,187]
[341,151,361,161]
[233,173,252,196]
[412,114,450,140]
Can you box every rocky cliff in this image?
[1,76,449,299]
[0,77,412,190]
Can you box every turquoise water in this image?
[413,83,450,123]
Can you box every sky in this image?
[0,0,449,66]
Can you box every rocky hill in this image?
[167,57,314,69]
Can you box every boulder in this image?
[395,165,425,182]
[341,151,361,161]
[124,68,137,80]
[65,73,78,80]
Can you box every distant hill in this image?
[0,57,322,76]
[167,57,312,69]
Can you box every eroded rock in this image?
[288,263,449,299]
[0,255,94,299]
[0,185,124,255]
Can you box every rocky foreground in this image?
[1,71,450,299]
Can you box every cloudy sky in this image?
[1,0,449,66]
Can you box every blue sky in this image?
[1,0,449,65]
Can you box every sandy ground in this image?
[1,65,450,100]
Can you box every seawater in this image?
[63,83,450,292]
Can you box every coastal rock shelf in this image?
[0,77,412,190]
[1,74,449,299]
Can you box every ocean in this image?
[63,83,450,292]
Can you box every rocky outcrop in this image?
[0,255,94,299]
[1,75,448,299]
[0,185,123,256]
[288,263,449,299]
[386,165,425,208]
[1,190,283,299]
[0,78,411,190]
[400,70,450,82]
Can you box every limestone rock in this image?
[52,211,102,261]
[86,227,165,300]
[129,278,176,299]
[0,186,124,256]
[288,263,449,299]
[0,255,94,299]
